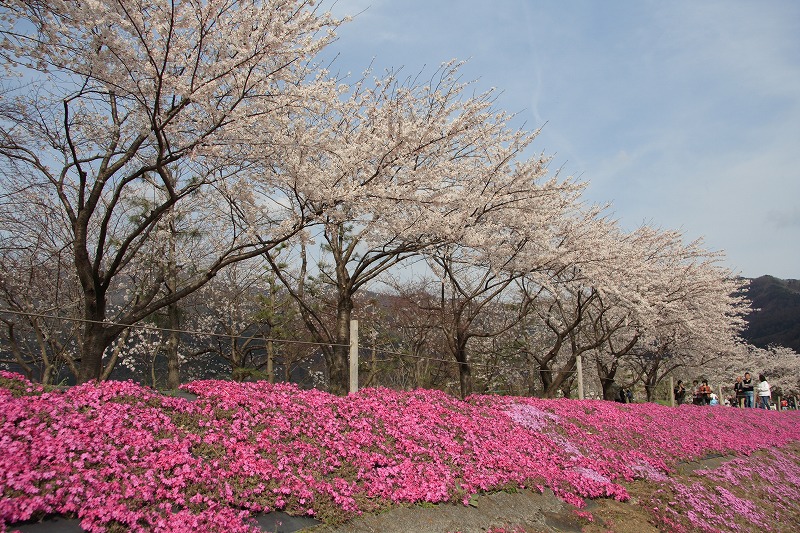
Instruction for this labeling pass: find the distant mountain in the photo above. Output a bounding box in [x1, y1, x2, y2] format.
[741, 275, 800, 353]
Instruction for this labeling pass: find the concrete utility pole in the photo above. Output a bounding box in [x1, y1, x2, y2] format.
[669, 376, 675, 407]
[576, 354, 585, 400]
[349, 320, 359, 394]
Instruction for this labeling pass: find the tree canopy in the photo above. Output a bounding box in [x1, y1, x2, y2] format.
[0, 0, 785, 397]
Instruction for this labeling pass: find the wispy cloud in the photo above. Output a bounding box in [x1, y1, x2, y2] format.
[767, 207, 800, 229]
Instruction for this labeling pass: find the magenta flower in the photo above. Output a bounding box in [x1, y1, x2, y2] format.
[1, 371, 799, 531]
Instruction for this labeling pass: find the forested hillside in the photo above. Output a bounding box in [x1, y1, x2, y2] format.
[743, 276, 800, 353]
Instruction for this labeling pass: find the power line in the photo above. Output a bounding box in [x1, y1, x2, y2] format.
[360, 345, 578, 375]
[0, 307, 578, 376]
[0, 307, 348, 349]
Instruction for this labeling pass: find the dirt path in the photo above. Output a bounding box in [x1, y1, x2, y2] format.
[305, 488, 585, 533]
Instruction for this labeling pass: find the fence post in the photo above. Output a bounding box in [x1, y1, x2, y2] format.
[576, 354, 584, 400]
[669, 376, 675, 407]
[349, 319, 359, 394]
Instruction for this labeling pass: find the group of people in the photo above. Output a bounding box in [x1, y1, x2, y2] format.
[673, 372, 782, 409]
[673, 379, 717, 406]
[733, 372, 774, 409]
[615, 387, 634, 403]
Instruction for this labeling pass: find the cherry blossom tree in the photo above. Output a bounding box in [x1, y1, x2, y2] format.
[419, 245, 532, 398]
[264, 61, 587, 395]
[0, 0, 341, 382]
[505, 217, 750, 401]
[189, 264, 276, 382]
[574, 225, 751, 401]
[515, 267, 607, 398]
[0, 198, 82, 383]
[392, 177, 607, 399]
[623, 233, 748, 401]
[364, 279, 457, 391]
[180, 258, 318, 383]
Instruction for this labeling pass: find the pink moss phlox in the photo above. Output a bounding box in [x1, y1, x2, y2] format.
[2, 372, 800, 530]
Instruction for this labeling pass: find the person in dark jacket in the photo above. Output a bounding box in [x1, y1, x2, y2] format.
[733, 376, 745, 407]
[616, 387, 627, 403]
[674, 380, 686, 405]
[742, 372, 755, 408]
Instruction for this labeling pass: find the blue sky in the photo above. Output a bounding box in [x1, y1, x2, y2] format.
[322, 0, 800, 279]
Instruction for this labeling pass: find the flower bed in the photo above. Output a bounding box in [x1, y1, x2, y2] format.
[2, 371, 799, 532]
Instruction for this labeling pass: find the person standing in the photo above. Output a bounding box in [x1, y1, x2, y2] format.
[757, 374, 771, 410]
[616, 386, 627, 403]
[733, 376, 744, 407]
[699, 379, 713, 406]
[742, 372, 755, 408]
[674, 380, 686, 405]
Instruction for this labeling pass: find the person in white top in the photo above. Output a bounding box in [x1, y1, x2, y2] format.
[757, 374, 772, 410]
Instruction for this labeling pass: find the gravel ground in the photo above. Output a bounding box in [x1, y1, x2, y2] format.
[303, 488, 584, 533]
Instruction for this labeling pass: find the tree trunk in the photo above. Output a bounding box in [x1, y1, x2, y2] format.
[150, 349, 158, 389]
[41, 363, 54, 386]
[457, 358, 472, 399]
[75, 216, 110, 384]
[328, 351, 348, 395]
[452, 333, 472, 399]
[363, 343, 378, 388]
[77, 319, 108, 384]
[267, 339, 275, 384]
[644, 384, 655, 402]
[230, 342, 246, 381]
[541, 355, 577, 398]
[600, 377, 617, 401]
[328, 293, 353, 396]
[165, 216, 181, 390]
[643, 367, 659, 402]
[538, 364, 554, 397]
[165, 301, 180, 389]
[596, 358, 619, 401]
[535, 330, 565, 398]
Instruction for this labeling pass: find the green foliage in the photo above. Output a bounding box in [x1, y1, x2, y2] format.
[0, 376, 46, 397]
[231, 367, 272, 382]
